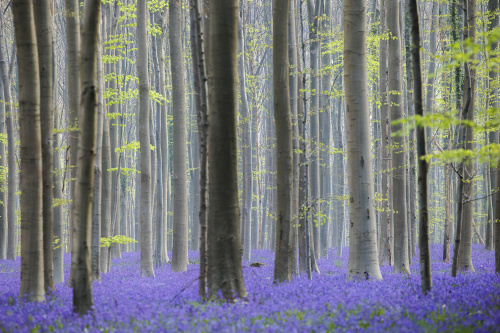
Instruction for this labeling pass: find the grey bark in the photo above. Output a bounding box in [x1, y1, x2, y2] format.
[170, 0, 189, 273]
[14, 0, 45, 302]
[344, 0, 382, 280]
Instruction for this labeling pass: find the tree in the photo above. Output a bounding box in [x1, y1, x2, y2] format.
[0, 5, 17, 262]
[34, 0, 55, 293]
[344, 0, 382, 280]
[457, 0, 475, 273]
[137, 0, 154, 278]
[273, 0, 293, 283]
[207, 0, 247, 300]
[408, 0, 432, 293]
[387, 0, 409, 274]
[13, 0, 45, 302]
[170, 0, 189, 273]
[71, 0, 101, 314]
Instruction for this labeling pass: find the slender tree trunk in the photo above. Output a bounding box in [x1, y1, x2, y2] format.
[378, 0, 390, 266]
[71, 0, 101, 314]
[170, 0, 189, 273]
[0, 7, 17, 261]
[344, 0, 382, 280]
[289, 0, 300, 275]
[91, 28, 104, 281]
[486, 0, 498, 252]
[409, 0, 431, 293]
[0, 77, 5, 259]
[307, 0, 321, 259]
[14, 0, 45, 302]
[34, 0, 55, 293]
[207, 0, 247, 300]
[388, 0, 409, 274]
[457, 0, 475, 273]
[137, 0, 154, 278]
[273, 0, 293, 283]
[238, 17, 253, 263]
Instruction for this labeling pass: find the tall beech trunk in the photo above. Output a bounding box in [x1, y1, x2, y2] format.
[273, 0, 293, 283]
[137, 0, 154, 278]
[388, 0, 409, 274]
[14, 0, 45, 302]
[409, 0, 431, 293]
[71, 0, 101, 314]
[0, 7, 17, 261]
[207, 0, 247, 300]
[34, 0, 55, 293]
[238, 18, 253, 263]
[170, 0, 189, 273]
[344, 0, 382, 280]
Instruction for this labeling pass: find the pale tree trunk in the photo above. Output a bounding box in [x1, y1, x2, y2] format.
[378, 0, 390, 266]
[319, 0, 332, 259]
[14, 0, 45, 302]
[154, 11, 169, 267]
[388, 0, 409, 274]
[137, 0, 154, 278]
[457, 0, 475, 273]
[238, 17, 253, 263]
[100, 104, 112, 274]
[0, 7, 17, 261]
[189, 0, 208, 298]
[34, 0, 55, 293]
[409, 0, 432, 293]
[0, 78, 5, 259]
[307, 0, 321, 259]
[425, 1, 438, 143]
[170, 0, 189, 273]
[289, 0, 299, 275]
[486, 0, 498, 251]
[71, 0, 101, 314]
[207, 0, 247, 300]
[273, 0, 293, 284]
[344, 0, 382, 280]
[53, 113, 64, 283]
[91, 28, 104, 281]
[65, 0, 81, 247]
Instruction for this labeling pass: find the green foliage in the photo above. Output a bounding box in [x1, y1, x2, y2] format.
[100, 235, 137, 248]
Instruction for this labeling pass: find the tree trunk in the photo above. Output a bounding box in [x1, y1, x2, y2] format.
[388, 0, 409, 274]
[34, 0, 55, 293]
[457, 0, 475, 273]
[71, 0, 101, 314]
[378, 0, 390, 266]
[137, 0, 154, 278]
[273, 0, 293, 283]
[344, 0, 382, 280]
[238, 17, 253, 263]
[0, 7, 17, 261]
[14, 0, 45, 302]
[170, 0, 189, 273]
[0, 76, 5, 259]
[409, 0, 432, 293]
[207, 0, 247, 300]
[307, 0, 321, 259]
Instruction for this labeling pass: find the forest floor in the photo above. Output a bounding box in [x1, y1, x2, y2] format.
[0, 244, 499, 332]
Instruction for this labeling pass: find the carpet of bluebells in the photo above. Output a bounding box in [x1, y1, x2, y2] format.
[1, 244, 499, 332]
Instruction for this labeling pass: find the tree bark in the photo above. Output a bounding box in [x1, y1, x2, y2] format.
[14, 0, 45, 302]
[388, 0, 409, 274]
[344, 0, 382, 280]
[71, 0, 101, 314]
[207, 0, 247, 300]
[34, 0, 55, 293]
[273, 0, 293, 283]
[409, 0, 432, 293]
[137, 0, 154, 278]
[170, 0, 189, 273]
